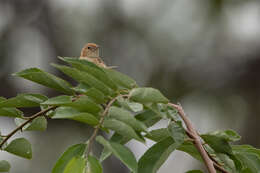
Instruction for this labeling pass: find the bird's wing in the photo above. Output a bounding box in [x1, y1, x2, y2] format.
[80, 56, 117, 68]
[94, 57, 107, 67]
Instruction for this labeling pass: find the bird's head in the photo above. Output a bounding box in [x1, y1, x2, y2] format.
[81, 43, 100, 58]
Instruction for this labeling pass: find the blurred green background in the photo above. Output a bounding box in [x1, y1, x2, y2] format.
[0, 0, 260, 172]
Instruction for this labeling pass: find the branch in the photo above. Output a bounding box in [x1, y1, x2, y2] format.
[0, 106, 56, 149]
[208, 153, 229, 173]
[168, 103, 218, 173]
[85, 96, 118, 158]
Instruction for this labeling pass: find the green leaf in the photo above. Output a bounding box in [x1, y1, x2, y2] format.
[41, 95, 72, 106]
[43, 95, 102, 114]
[99, 133, 130, 162]
[232, 145, 260, 172]
[72, 83, 91, 93]
[223, 130, 241, 142]
[52, 107, 99, 126]
[14, 68, 74, 95]
[103, 68, 137, 89]
[4, 138, 32, 159]
[73, 83, 107, 103]
[26, 117, 47, 131]
[52, 143, 86, 173]
[135, 110, 161, 127]
[63, 156, 86, 173]
[168, 121, 186, 145]
[185, 170, 203, 173]
[103, 118, 144, 143]
[58, 57, 102, 70]
[72, 83, 107, 104]
[241, 168, 253, 173]
[232, 145, 260, 158]
[215, 153, 237, 172]
[116, 97, 143, 112]
[0, 160, 10, 172]
[145, 103, 169, 118]
[203, 142, 237, 172]
[127, 102, 143, 112]
[177, 141, 202, 161]
[96, 136, 137, 173]
[234, 152, 260, 173]
[201, 133, 233, 155]
[86, 155, 103, 173]
[99, 132, 145, 163]
[229, 154, 243, 172]
[205, 130, 241, 142]
[84, 88, 106, 104]
[60, 57, 118, 90]
[99, 149, 112, 163]
[73, 82, 107, 104]
[14, 116, 47, 131]
[0, 107, 23, 118]
[137, 137, 178, 173]
[0, 96, 24, 118]
[130, 88, 169, 103]
[108, 106, 147, 132]
[145, 128, 170, 142]
[0, 94, 48, 108]
[99, 150, 112, 163]
[166, 106, 179, 121]
[51, 64, 113, 96]
[65, 95, 102, 114]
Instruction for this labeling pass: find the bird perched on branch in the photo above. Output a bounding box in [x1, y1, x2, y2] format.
[80, 43, 107, 68]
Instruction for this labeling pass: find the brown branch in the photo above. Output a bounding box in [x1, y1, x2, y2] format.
[85, 96, 118, 158]
[185, 130, 229, 173]
[0, 106, 56, 149]
[168, 103, 217, 173]
[208, 152, 229, 173]
[212, 161, 229, 173]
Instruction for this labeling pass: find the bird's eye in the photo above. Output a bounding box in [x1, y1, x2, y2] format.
[87, 47, 91, 49]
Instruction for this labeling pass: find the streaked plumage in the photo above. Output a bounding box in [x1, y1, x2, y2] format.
[80, 43, 107, 68]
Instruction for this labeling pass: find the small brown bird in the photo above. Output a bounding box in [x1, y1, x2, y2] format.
[80, 43, 107, 68]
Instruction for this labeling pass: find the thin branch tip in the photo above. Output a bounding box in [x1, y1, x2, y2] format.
[85, 95, 119, 159]
[168, 102, 226, 173]
[0, 106, 56, 149]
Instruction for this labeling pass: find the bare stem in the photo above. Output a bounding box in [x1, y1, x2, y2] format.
[85, 96, 118, 158]
[0, 106, 56, 149]
[168, 103, 218, 173]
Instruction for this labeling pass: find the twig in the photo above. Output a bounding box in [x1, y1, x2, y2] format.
[212, 162, 229, 173]
[196, 130, 228, 172]
[85, 96, 118, 158]
[0, 106, 56, 149]
[185, 130, 229, 173]
[168, 103, 217, 173]
[208, 153, 229, 173]
[0, 135, 8, 137]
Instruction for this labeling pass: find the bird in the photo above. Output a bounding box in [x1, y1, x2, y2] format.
[80, 43, 107, 68]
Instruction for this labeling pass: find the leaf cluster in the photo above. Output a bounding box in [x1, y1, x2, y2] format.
[0, 57, 259, 173]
